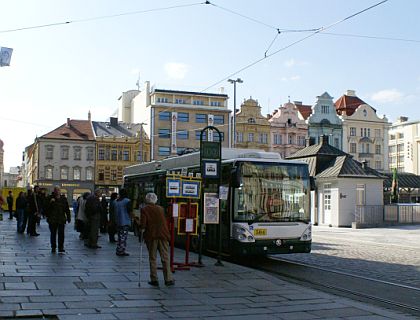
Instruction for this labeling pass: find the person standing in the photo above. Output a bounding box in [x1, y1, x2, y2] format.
[76, 192, 90, 240]
[100, 195, 108, 234]
[26, 187, 40, 236]
[45, 186, 71, 253]
[15, 192, 27, 233]
[7, 191, 14, 220]
[139, 192, 174, 287]
[108, 192, 118, 243]
[84, 189, 102, 249]
[114, 189, 133, 256]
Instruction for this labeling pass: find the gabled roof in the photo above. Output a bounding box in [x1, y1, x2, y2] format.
[316, 156, 385, 179]
[335, 94, 366, 116]
[287, 136, 346, 159]
[295, 104, 312, 120]
[92, 121, 143, 138]
[41, 119, 95, 140]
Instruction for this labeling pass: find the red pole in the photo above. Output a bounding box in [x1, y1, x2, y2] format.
[169, 201, 175, 273]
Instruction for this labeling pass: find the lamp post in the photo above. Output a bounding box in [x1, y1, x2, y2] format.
[228, 78, 243, 148]
[139, 122, 146, 163]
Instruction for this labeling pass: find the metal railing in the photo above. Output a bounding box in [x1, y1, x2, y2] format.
[355, 204, 420, 225]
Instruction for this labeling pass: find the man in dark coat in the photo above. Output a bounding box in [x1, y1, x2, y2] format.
[45, 186, 71, 253]
[84, 189, 102, 249]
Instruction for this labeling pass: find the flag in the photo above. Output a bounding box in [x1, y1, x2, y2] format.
[0, 47, 13, 67]
[391, 167, 399, 203]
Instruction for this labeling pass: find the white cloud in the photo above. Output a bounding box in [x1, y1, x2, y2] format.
[284, 58, 308, 68]
[370, 89, 404, 103]
[164, 62, 189, 80]
[281, 75, 301, 82]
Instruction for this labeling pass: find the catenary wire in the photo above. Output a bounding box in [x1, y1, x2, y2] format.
[0, 2, 207, 34]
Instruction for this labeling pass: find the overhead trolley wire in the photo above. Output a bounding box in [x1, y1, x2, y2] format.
[0, 1, 207, 34]
[201, 0, 389, 93]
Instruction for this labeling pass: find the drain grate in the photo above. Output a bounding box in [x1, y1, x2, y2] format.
[73, 281, 105, 289]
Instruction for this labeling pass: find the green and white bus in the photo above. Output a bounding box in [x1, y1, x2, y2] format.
[124, 148, 312, 256]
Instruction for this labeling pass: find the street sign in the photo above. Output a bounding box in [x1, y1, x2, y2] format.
[201, 141, 220, 159]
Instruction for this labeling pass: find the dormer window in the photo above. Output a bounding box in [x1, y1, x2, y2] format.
[363, 109, 367, 117]
[248, 118, 256, 124]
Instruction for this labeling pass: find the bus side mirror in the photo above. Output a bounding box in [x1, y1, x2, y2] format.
[231, 168, 241, 188]
[310, 176, 316, 191]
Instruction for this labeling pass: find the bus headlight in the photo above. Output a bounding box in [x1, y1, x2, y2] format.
[232, 224, 255, 243]
[300, 224, 312, 241]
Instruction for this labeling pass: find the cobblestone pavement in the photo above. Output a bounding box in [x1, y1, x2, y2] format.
[275, 225, 420, 288]
[0, 217, 418, 319]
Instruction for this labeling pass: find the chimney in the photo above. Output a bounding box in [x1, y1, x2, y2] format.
[306, 137, 316, 147]
[110, 117, 118, 127]
[219, 87, 224, 94]
[88, 110, 91, 121]
[361, 160, 368, 169]
[66, 118, 71, 127]
[320, 135, 329, 145]
[346, 90, 356, 96]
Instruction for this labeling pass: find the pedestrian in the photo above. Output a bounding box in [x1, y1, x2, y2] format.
[26, 187, 41, 236]
[7, 191, 14, 220]
[100, 195, 108, 233]
[15, 191, 27, 233]
[139, 192, 174, 287]
[108, 192, 118, 243]
[114, 188, 134, 256]
[84, 189, 102, 249]
[45, 186, 71, 253]
[75, 192, 90, 240]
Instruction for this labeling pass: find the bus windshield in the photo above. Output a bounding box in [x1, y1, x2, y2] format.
[233, 162, 310, 223]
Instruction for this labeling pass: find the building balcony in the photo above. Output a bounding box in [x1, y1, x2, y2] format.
[358, 153, 374, 158]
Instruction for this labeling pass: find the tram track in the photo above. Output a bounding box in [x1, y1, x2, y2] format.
[235, 255, 420, 318]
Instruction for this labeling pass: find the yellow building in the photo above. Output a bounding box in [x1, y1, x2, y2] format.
[130, 82, 230, 160]
[235, 98, 271, 151]
[93, 118, 149, 192]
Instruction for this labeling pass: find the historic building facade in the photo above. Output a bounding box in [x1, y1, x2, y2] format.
[235, 98, 271, 151]
[92, 117, 149, 193]
[269, 101, 307, 158]
[127, 81, 230, 160]
[335, 90, 390, 171]
[306, 92, 343, 149]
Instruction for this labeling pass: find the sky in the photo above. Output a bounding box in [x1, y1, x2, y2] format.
[1, 0, 420, 171]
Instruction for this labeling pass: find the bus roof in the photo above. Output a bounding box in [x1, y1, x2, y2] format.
[124, 148, 306, 177]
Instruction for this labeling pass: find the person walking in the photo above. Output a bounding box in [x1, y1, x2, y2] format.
[45, 186, 71, 253]
[114, 189, 134, 256]
[7, 191, 14, 220]
[27, 186, 42, 236]
[139, 192, 174, 287]
[108, 192, 118, 243]
[15, 192, 27, 233]
[100, 195, 108, 234]
[84, 189, 102, 249]
[75, 192, 90, 240]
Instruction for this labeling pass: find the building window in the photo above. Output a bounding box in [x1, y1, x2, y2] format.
[159, 111, 171, 121]
[73, 167, 81, 180]
[350, 143, 357, 153]
[214, 132, 224, 142]
[86, 147, 94, 161]
[45, 166, 53, 179]
[123, 150, 129, 161]
[60, 167, 69, 180]
[178, 112, 189, 122]
[298, 136, 306, 146]
[46, 145, 54, 160]
[210, 101, 221, 107]
[177, 130, 189, 140]
[111, 170, 117, 181]
[375, 145, 381, 155]
[193, 100, 204, 105]
[86, 167, 93, 180]
[248, 133, 254, 142]
[157, 97, 169, 103]
[73, 147, 81, 160]
[273, 134, 282, 145]
[61, 146, 69, 160]
[356, 184, 366, 205]
[375, 129, 381, 137]
[237, 132, 243, 143]
[398, 133, 404, 139]
[159, 129, 170, 139]
[158, 146, 171, 156]
[324, 183, 331, 211]
[175, 98, 186, 104]
[350, 127, 356, 136]
[375, 161, 382, 170]
[321, 105, 329, 114]
[397, 144, 404, 152]
[248, 118, 256, 124]
[195, 130, 207, 140]
[259, 133, 268, 144]
[98, 170, 104, 181]
[111, 149, 118, 161]
[196, 114, 207, 123]
[390, 134, 396, 140]
[213, 115, 224, 124]
[334, 138, 339, 148]
[98, 148, 105, 160]
[288, 135, 293, 144]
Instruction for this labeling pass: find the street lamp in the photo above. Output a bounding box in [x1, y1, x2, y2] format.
[228, 78, 243, 148]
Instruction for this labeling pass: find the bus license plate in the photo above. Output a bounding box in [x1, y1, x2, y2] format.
[254, 228, 267, 236]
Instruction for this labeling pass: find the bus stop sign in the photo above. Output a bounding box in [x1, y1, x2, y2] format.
[201, 141, 220, 160]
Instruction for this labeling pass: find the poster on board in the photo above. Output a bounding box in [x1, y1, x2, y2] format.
[204, 192, 219, 224]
